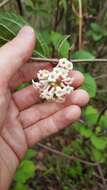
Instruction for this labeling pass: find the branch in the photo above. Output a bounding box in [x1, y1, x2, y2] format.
[53, 0, 60, 31]
[95, 74, 107, 80]
[0, 0, 10, 7]
[38, 143, 98, 166]
[97, 163, 107, 190]
[78, 0, 83, 49]
[16, 0, 24, 16]
[30, 57, 107, 64]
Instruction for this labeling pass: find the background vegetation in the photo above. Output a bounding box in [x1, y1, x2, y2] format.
[0, 0, 107, 189]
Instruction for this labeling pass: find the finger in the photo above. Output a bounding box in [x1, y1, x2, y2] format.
[0, 26, 35, 82]
[25, 105, 81, 146]
[13, 71, 85, 110]
[9, 62, 53, 91]
[70, 70, 84, 88]
[13, 85, 41, 110]
[19, 89, 89, 128]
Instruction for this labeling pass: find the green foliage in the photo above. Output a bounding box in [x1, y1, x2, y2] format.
[72, 50, 95, 59]
[15, 160, 35, 183]
[74, 122, 93, 138]
[51, 31, 70, 57]
[14, 183, 28, 190]
[91, 135, 107, 150]
[0, 12, 28, 45]
[12, 149, 36, 190]
[87, 22, 107, 42]
[84, 106, 99, 126]
[82, 74, 97, 98]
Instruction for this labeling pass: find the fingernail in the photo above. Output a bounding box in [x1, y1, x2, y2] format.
[18, 26, 34, 38]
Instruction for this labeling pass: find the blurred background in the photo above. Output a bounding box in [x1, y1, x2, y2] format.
[0, 0, 107, 190]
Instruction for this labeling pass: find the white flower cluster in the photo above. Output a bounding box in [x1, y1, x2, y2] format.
[32, 58, 74, 101]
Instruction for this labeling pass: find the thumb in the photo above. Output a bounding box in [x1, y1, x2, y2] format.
[0, 26, 35, 83]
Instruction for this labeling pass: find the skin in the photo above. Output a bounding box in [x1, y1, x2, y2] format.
[0, 26, 89, 190]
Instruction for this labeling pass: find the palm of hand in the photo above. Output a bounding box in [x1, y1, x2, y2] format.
[0, 63, 88, 167]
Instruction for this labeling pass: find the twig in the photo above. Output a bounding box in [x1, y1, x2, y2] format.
[93, 172, 107, 182]
[98, 89, 107, 93]
[0, 0, 10, 7]
[95, 106, 107, 127]
[53, 0, 60, 31]
[78, 0, 83, 49]
[16, 0, 24, 16]
[95, 74, 107, 80]
[97, 163, 107, 190]
[30, 57, 107, 64]
[38, 143, 98, 166]
[71, 0, 83, 49]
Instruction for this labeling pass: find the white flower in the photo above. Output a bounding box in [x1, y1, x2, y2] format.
[63, 77, 74, 85]
[58, 58, 73, 71]
[32, 58, 74, 101]
[55, 86, 65, 97]
[37, 70, 49, 80]
[48, 72, 58, 82]
[63, 85, 74, 94]
[32, 80, 41, 89]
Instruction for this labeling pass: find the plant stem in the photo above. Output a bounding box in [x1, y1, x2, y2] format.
[0, 0, 10, 7]
[38, 143, 98, 166]
[30, 57, 107, 64]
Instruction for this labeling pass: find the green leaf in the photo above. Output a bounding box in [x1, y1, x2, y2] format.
[0, 12, 50, 57]
[0, 12, 28, 46]
[91, 148, 105, 163]
[82, 73, 97, 98]
[36, 32, 50, 57]
[24, 149, 37, 160]
[74, 122, 93, 138]
[51, 31, 70, 57]
[15, 160, 35, 183]
[91, 135, 107, 150]
[72, 50, 95, 59]
[84, 106, 99, 126]
[14, 183, 28, 190]
[99, 115, 107, 128]
[90, 23, 102, 33]
[58, 35, 70, 57]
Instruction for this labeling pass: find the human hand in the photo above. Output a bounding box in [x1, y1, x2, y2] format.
[0, 26, 89, 190]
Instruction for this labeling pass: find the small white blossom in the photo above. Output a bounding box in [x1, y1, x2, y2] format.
[32, 58, 74, 101]
[48, 72, 59, 82]
[37, 70, 49, 80]
[63, 77, 74, 85]
[63, 85, 74, 94]
[58, 58, 73, 71]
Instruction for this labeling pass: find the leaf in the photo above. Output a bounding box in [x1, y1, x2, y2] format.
[74, 122, 93, 138]
[84, 106, 99, 126]
[90, 23, 102, 33]
[14, 183, 28, 190]
[15, 160, 35, 183]
[99, 115, 107, 128]
[91, 148, 105, 163]
[82, 73, 97, 98]
[91, 135, 107, 150]
[51, 31, 70, 57]
[0, 12, 28, 46]
[58, 35, 70, 57]
[72, 50, 95, 59]
[24, 149, 37, 160]
[36, 32, 50, 57]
